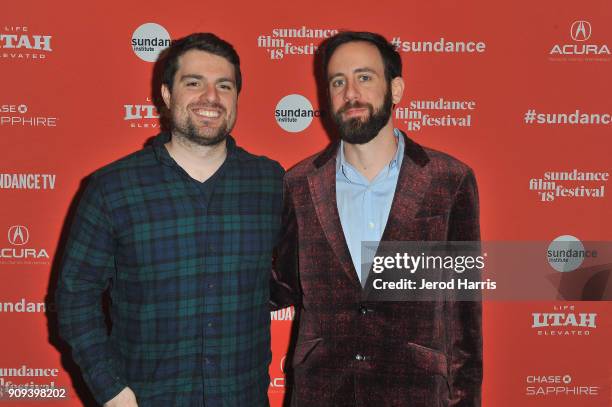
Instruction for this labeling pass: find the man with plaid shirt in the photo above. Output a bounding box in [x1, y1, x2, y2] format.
[56, 33, 283, 407]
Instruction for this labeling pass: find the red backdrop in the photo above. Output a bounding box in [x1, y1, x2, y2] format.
[1, 1, 610, 405]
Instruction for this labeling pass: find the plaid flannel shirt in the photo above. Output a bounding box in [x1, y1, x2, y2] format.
[56, 133, 283, 406]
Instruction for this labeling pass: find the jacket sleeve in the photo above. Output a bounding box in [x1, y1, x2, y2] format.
[270, 176, 301, 310]
[55, 175, 127, 405]
[446, 168, 483, 407]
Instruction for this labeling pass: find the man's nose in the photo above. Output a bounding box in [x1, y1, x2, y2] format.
[200, 83, 220, 103]
[343, 79, 360, 102]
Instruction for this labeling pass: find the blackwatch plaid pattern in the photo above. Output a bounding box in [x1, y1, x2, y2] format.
[56, 133, 284, 407]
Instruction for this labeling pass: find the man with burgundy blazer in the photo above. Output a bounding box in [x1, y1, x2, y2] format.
[273, 31, 482, 406]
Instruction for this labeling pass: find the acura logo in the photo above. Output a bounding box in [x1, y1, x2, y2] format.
[571, 21, 592, 42]
[8, 225, 29, 246]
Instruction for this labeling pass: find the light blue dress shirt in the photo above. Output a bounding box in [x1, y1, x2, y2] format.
[336, 129, 405, 283]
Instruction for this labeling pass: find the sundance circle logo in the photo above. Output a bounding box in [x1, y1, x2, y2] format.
[546, 235, 595, 272]
[274, 94, 320, 133]
[131, 23, 171, 62]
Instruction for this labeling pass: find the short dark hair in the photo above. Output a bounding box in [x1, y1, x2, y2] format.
[161, 33, 242, 94]
[319, 31, 402, 84]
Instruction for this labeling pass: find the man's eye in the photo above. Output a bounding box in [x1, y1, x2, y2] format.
[331, 79, 345, 88]
[219, 84, 233, 90]
[358, 75, 371, 82]
[186, 81, 199, 87]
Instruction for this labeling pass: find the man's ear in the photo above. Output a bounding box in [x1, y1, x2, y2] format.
[391, 77, 405, 105]
[161, 84, 171, 109]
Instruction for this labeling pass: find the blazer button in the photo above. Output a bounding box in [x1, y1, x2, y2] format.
[355, 354, 366, 361]
[359, 306, 373, 314]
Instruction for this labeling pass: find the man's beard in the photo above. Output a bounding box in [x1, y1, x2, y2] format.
[172, 103, 230, 147]
[332, 87, 393, 145]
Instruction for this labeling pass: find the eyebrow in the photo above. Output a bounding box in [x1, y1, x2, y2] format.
[179, 74, 236, 84]
[179, 74, 203, 82]
[328, 67, 378, 82]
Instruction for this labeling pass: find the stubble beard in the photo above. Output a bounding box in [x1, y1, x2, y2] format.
[172, 103, 232, 147]
[176, 119, 228, 147]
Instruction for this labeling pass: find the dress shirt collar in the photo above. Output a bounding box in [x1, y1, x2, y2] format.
[336, 128, 405, 181]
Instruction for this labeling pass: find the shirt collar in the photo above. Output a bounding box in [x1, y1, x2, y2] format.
[336, 128, 405, 175]
[390, 128, 405, 169]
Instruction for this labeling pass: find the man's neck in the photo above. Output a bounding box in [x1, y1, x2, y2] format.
[165, 132, 228, 183]
[343, 122, 398, 182]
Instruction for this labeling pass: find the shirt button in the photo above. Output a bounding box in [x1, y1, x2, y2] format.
[207, 322, 213, 327]
[368, 222, 375, 229]
[359, 306, 368, 315]
[208, 283, 214, 289]
[355, 354, 365, 361]
[205, 358, 211, 364]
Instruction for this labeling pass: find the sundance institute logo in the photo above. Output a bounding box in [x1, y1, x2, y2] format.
[274, 94, 320, 133]
[131, 23, 171, 62]
[546, 235, 597, 272]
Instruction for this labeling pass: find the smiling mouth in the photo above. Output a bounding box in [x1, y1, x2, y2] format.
[192, 108, 221, 119]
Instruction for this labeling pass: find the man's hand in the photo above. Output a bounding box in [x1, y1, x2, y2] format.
[103, 387, 138, 407]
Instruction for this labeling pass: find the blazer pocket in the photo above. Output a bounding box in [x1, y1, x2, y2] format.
[293, 337, 323, 366]
[414, 213, 446, 221]
[405, 342, 448, 378]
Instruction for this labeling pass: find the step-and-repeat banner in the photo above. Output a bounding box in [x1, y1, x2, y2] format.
[1, 1, 610, 406]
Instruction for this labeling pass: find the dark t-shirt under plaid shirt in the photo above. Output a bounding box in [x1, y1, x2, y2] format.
[56, 133, 284, 407]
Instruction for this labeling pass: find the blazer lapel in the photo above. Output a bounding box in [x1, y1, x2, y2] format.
[307, 143, 361, 288]
[380, 135, 432, 242]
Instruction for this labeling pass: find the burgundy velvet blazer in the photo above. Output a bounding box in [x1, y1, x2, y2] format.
[273, 131, 482, 407]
